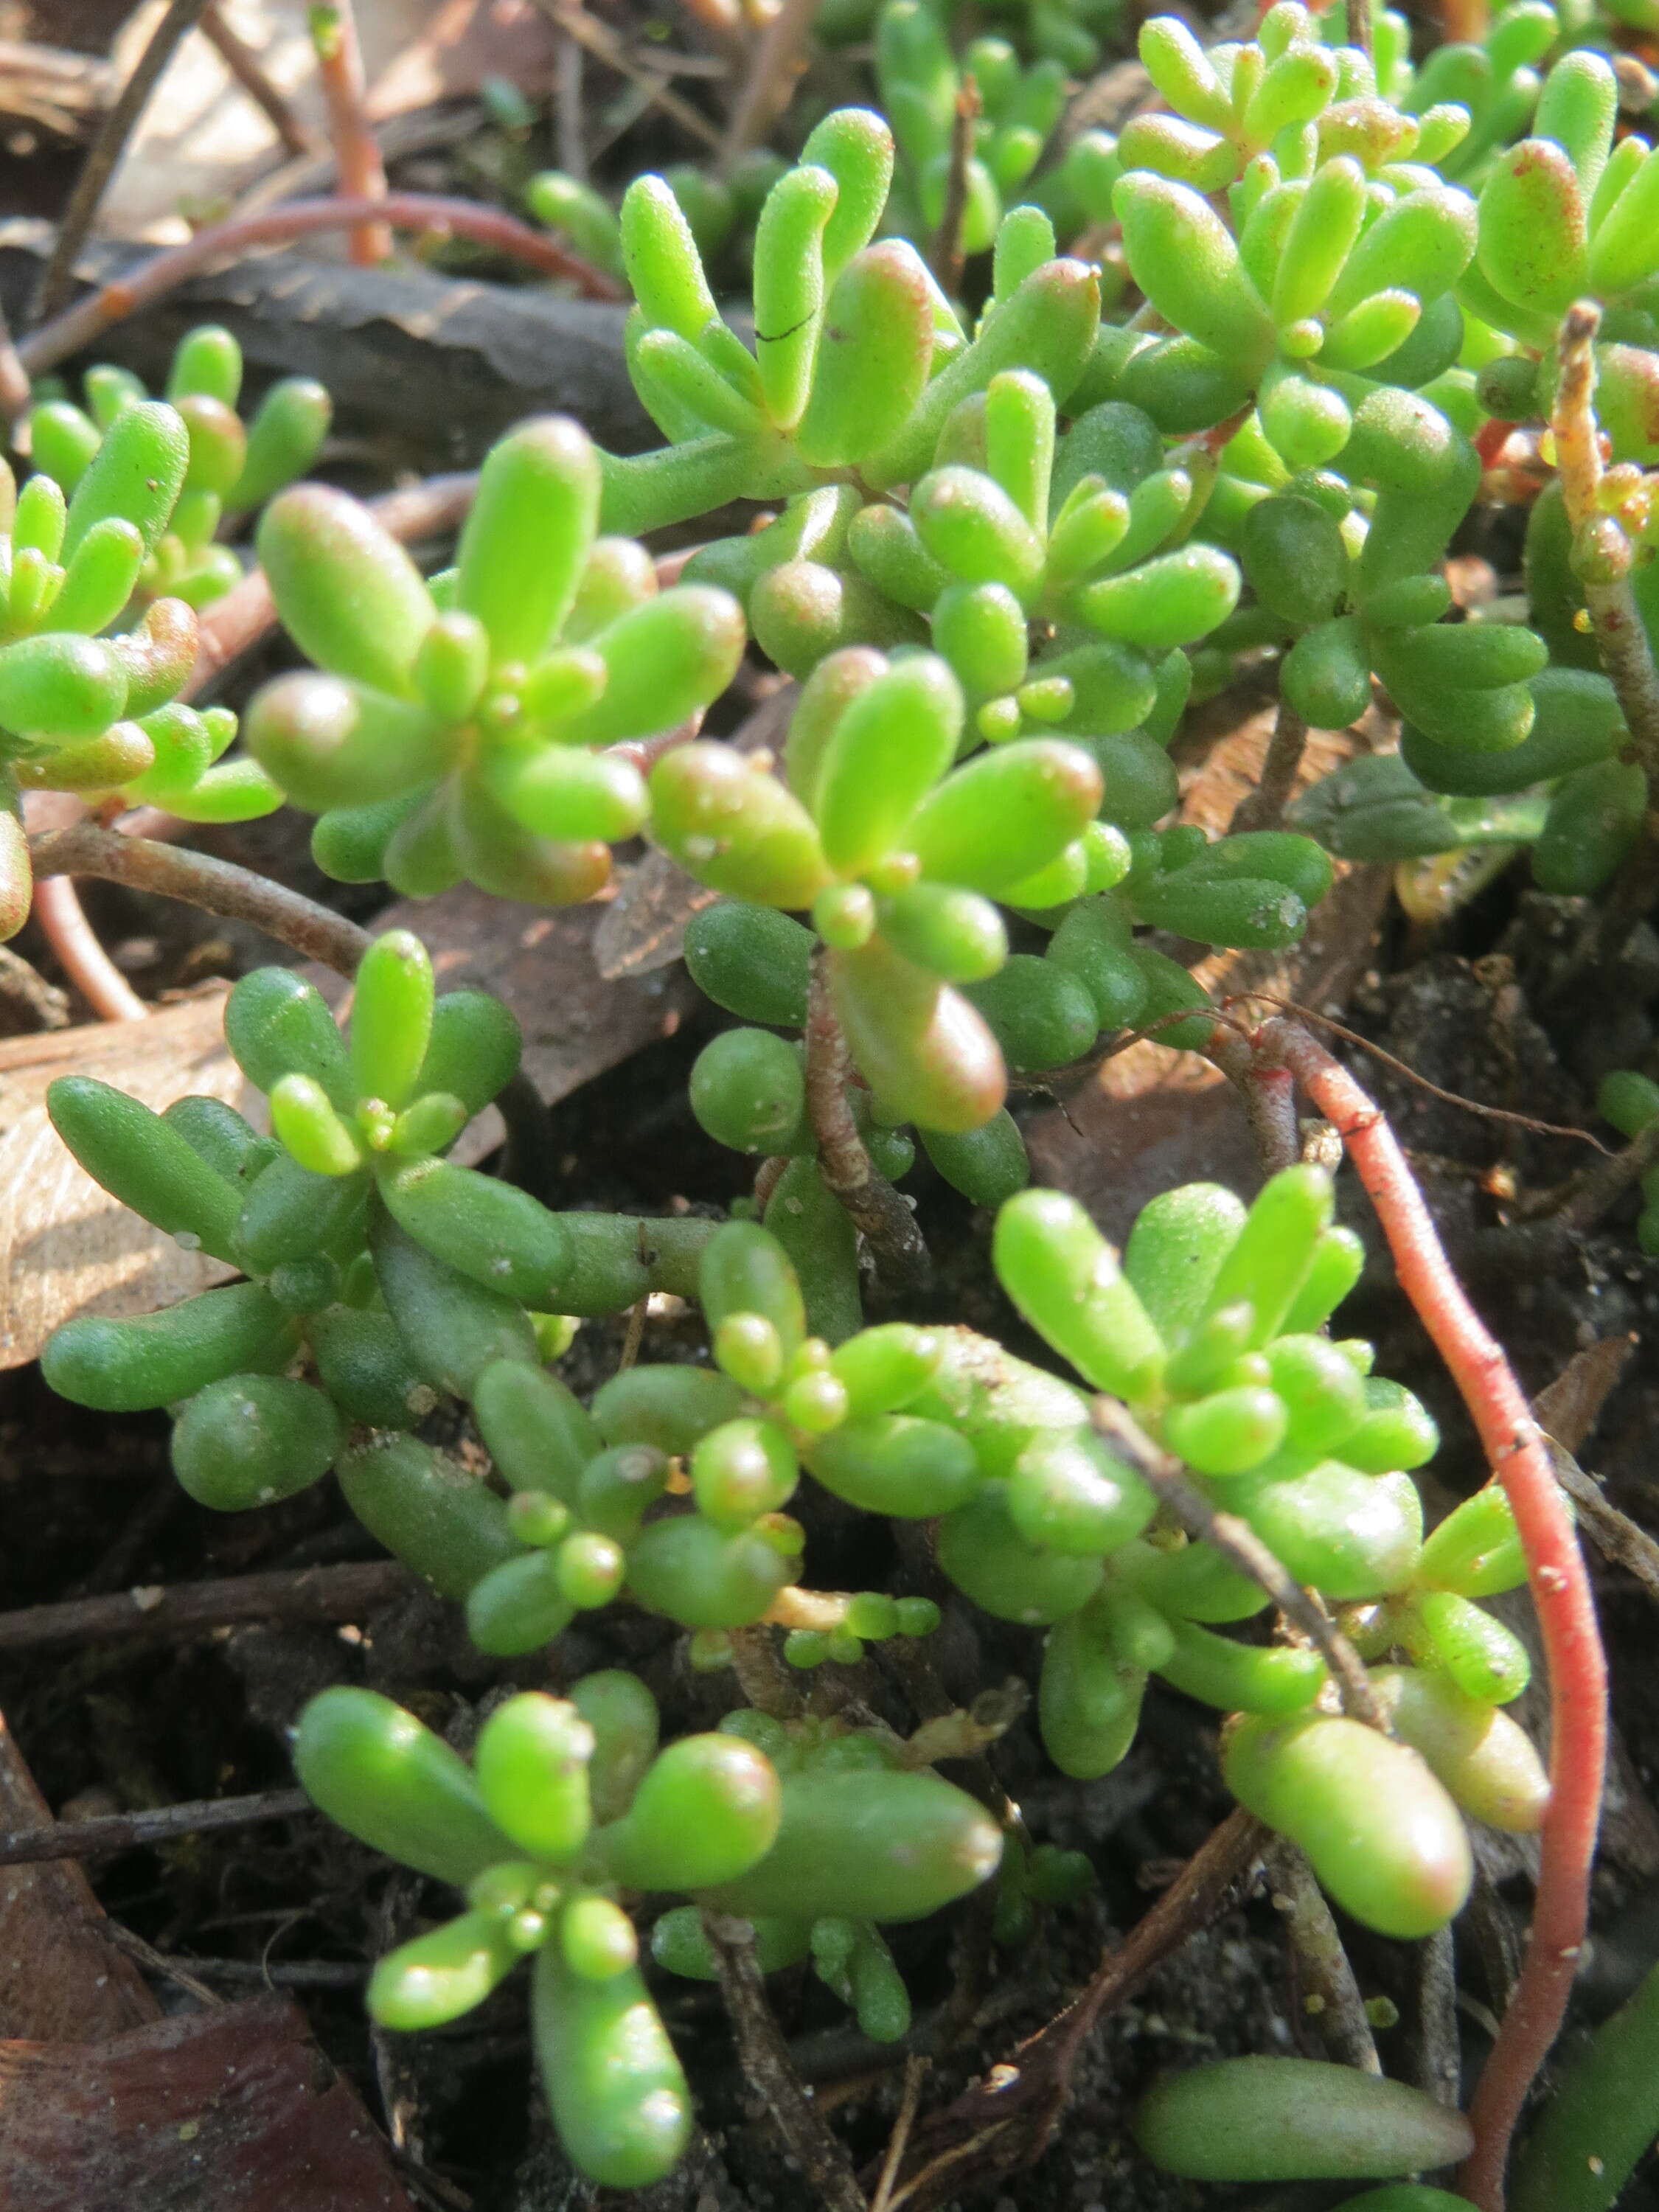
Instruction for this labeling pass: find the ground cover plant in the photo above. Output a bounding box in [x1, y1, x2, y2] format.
[6, 0, 1659, 2204]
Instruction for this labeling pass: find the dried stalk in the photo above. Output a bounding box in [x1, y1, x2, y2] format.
[310, 0, 390, 265]
[201, 4, 321, 158]
[1230, 698, 1312, 835]
[1248, 1015, 1607, 2212]
[719, 0, 818, 172]
[929, 80, 981, 295]
[0, 1785, 311, 1867]
[18, 192, 622, 378]
[804, 955, 931, 1290]
[32, 0, 215, 325]
[0, 1560, 416, 1655]
[528, 0, 724, 153]
[30, 824, 371, 978]
[1265, 1837, 1382, 2073]
[699, 1910, 868, 2212]
[879, 1806, 1266, 2208]
[1091, 1398, 1385, 1726]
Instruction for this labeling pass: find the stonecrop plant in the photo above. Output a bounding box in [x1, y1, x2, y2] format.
[24, 0, 1659, 2197]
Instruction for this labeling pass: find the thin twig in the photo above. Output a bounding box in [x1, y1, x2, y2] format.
[1418, 1924, 1462, 2109]
[718, 0, 818, 173]
[805, 954, 931, 1291]
[870, 2057, 929, 2212]
[0, 1559, 417, 1655]
[1265, 1837, 1382, 2073]
[879, 1807, 1266, 2208]
[528, 0, 724, 152]
[32, 0, 215, 326]
[32, 874, 147, 1020]
[1230, 698, 1311, 835]
[30, 824, 371, 978]
[929, 79, 981, 295]
[699, 1910, 869, 2212]
[201, 2, 321, 159]
[0, 942, 70, 1030]
[310, 0, 390, 265]
[0, 1786, 312, 1868]
[1538, 1115, 1659, 1233]
[1347, 0, 1374, 60]
[553, 30, 587, 180]
[1222, 992, 1610, 1155]
[1091, 1398, 1385, 1727]
[18, 192, 622, 378]
[1250, 1017, 1607, 2212]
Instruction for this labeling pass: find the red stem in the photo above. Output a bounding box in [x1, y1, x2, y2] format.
[1251, 1016, 1606, 2212]
[310, 0, 389, 267]
[17, 191, 623, 378]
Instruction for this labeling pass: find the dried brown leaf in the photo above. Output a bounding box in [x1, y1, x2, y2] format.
[0, 1710, 156, 2042]
[0, 1993, 415, 2210]
[0, 990, 248, 1372]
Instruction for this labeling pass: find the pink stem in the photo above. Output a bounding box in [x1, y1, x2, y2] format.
[310, 0, 389, 267]
[32, 875, 147, 1022]
[17, 191, 624, 378]
[1252, 1016, 1606, 2212]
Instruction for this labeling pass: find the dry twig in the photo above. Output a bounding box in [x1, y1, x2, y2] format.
[1265, 1838, 1382, 2073]
[528, 0, 724, 151]
[0, 1560, 416, 1656]
[30, 824, 371, 978]
[929, 80, 981, 294]
[700, 1910, 868, 2211]
[720, 0, 818, 171]
[32, 0, 215, 326]
[19, 192, 622, 379]
[0, 1786, 312, 1868]
[1230, 698, 1312, 835]
[1091, 1398, 1385, 1725]
[201, 3, 320, 159]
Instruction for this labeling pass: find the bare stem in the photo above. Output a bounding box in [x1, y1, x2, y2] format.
[528, 0, 724, 153]
[1251, 1015, 1607, 2212]
[1265, 1837, 1382, 2074]
[804, 954, 930, 1290]
[310, 0, 390, 265]
[30, 824, 371, 978]
[929, 79, 981, 295]
[1347, 0, 1375, 59]
[201, 3, 321, 158]
[0, 1559, 416, 1655]
[1091, 1398, 1385, 1725]
[699, 1910, 868, 2212]
[32, 874, 147, 1021]
[719, 0, 817, 173]
[1418, 1924, 1463, 2109]
[1231, 697, 1311, 835]
[0, 1785, 311, 1868]
[32, 0, 215, 326]
[18, 192, 622, 379]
